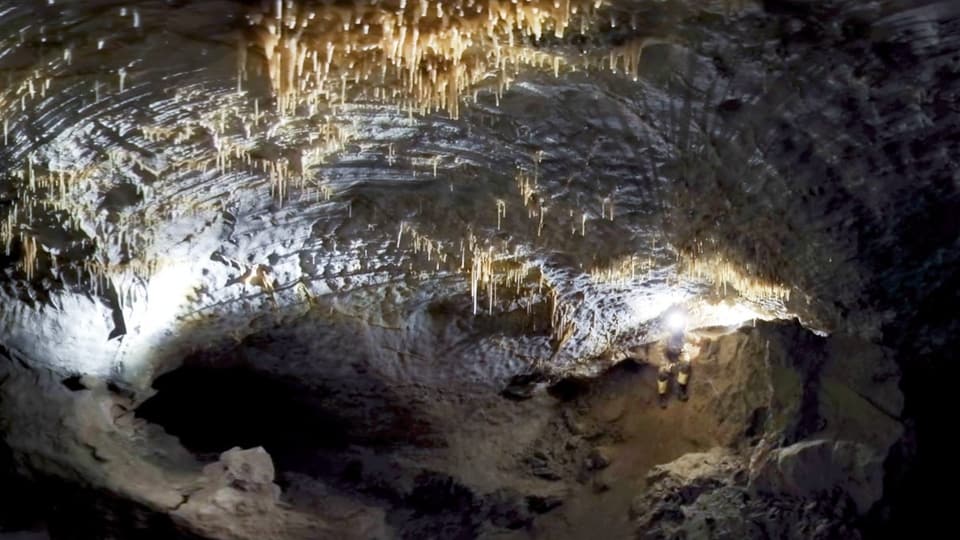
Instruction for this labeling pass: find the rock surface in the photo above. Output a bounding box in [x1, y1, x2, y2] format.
[633, 450, 866, 540]
[2, 317, 905, 539]
[0, 0, 954, 537]
[628, 321, 904, 539]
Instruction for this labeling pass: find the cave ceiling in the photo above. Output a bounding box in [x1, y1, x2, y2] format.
[0, 0, 957, 385]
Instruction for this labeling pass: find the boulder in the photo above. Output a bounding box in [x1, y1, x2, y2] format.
[584, 447, 612, 471]
[752, 439, 885, 514]
[172, 447, 334, 540]
[631, 447, 863, 540]
[630, 321, 906, 538]
[204, 447, 280, 498]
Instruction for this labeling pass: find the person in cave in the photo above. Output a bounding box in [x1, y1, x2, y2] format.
[657, 312, 692, 409]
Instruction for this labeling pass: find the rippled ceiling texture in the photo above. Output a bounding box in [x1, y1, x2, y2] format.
[4, 0, 953, 378]
[0, 0, 957, 537]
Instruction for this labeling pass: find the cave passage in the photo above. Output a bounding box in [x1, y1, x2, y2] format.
[0, 0, 953, 536]
[135, 364, 352, 460]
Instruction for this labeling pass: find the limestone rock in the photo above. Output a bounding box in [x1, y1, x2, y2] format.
[584, 447, 612, 471]
[696, 322, 902, 485]
[171, 447, 332, 540]
[632, 447, 863, 540]
[0, 0, 950, 535]
[752, 439, 886, 515]
[204, 447, 279, 498]
[629, 321, 905, 538]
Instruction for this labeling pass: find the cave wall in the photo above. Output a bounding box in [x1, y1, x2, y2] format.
[0, 0, 957, 537]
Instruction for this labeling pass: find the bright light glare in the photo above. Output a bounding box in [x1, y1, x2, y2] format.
[666, 310, 686, 331]
[693, 302, 767, 329]
[117, 262, 197, 377]
[628, 289, 689, 323]
[139, 264, 195, 336]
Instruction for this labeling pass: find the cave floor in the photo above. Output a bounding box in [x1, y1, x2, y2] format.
[137, 353, 722, 539]
[499, 362, 718, 539]
[2, 321, 906, 539]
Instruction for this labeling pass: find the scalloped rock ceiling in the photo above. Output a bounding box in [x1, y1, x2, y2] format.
[1, 0, 956, 380]
[0, 0, 958, 538]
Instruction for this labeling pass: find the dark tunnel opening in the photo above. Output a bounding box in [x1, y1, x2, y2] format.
[135, 364, 353, 463]
[131, 359, 522, 540]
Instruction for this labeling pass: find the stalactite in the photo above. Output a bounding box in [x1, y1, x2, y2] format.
[0, 0, 685, 338]
[246, 0, 607, 118]
[679, 251, 791, 303]
[20, 234, 37, 280]
[590, 254, 654, 286]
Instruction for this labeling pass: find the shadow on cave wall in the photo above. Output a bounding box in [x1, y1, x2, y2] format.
[127, 303, 565, 540]
[133, 309, 443, 477]
[5, 295, 545, 540]
[135, 363, 355, 460]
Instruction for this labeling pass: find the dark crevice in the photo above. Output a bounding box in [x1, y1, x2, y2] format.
[104, 282, 127, 341]
[500, 372, 548, 401]
[851, 389, 903, 423]
[0, 445, 48, 536]
[546, 376, 592, 401]
[745, 406, 769, 441]
[61, 375, 87, 392]
[862, 266, 960, 537]
[135, 364, 353, 461]
[132, 357, 543, 540]
[107, 381, 136, 400]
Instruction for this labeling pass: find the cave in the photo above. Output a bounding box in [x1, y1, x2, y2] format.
[0, 1, 957, 539]
[134, 363, 355, 457]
